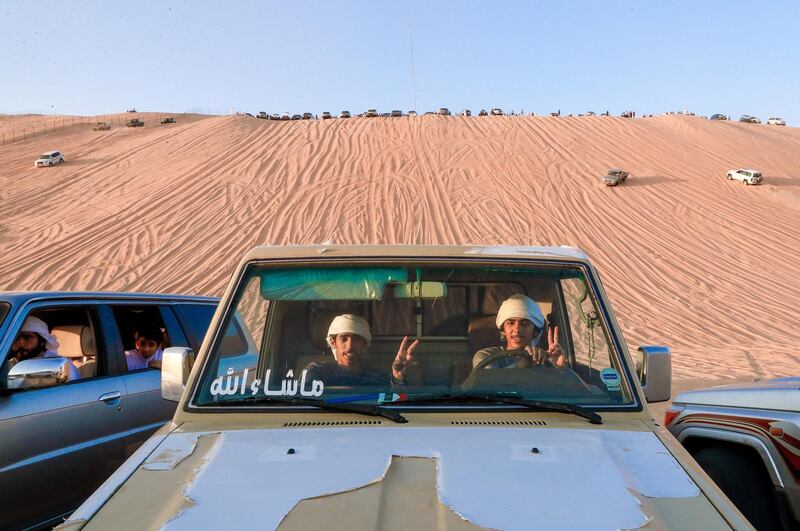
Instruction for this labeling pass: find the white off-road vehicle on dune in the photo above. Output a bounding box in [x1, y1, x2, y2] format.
[727, 169, 763, 185]
[61, 245, 750, 530]
[34, 151, 65, 167]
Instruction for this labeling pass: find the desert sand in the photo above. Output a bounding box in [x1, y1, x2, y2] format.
[1, 112, 799, 385]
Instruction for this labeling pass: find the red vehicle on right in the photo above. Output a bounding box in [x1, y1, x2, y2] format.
[666, 377, 800, 530]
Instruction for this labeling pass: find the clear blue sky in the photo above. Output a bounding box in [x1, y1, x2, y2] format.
[2, 1, 798, 123]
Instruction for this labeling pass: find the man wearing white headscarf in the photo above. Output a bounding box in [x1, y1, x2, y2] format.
[8, 316, 80, 381]
[304, 314, 419, 386]
[472, 294, 565, 369]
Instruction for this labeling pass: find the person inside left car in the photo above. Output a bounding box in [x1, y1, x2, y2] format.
[8, 316, 80, 381]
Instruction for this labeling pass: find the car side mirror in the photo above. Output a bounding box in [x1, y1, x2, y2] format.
[636, 346, 671, 403]
[7, 357, 71, 390]
[161, 347, 195, 402]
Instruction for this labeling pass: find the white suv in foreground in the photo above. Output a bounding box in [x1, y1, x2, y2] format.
[34, 151, 65, 167]
[61, 245, 750, 530]
[727, 169, 763, 185]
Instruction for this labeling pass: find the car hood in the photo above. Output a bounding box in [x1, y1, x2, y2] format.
[74, 426, 732, 530]
[675, 376, 800, 412]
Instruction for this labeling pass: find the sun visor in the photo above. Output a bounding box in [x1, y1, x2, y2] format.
[259, 267, 408, 300]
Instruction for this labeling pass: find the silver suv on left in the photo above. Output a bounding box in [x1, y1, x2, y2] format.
[0, 291, 218, 531]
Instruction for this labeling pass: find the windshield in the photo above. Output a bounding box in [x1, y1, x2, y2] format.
[0, 302, 9, 327]
[40, 154, 50, 159]
[194, 262, 634, 410]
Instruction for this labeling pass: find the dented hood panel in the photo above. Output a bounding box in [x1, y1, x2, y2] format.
[85, 427, 733, 530]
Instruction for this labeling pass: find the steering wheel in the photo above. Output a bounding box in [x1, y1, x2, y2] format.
[472, 349, 532, 370]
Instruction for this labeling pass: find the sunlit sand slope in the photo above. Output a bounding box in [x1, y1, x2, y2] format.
[2, 114, 799, 380]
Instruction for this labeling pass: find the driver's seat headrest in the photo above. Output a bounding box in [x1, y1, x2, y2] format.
[50, 325, 96, 358]
[467, 315, 498, 354]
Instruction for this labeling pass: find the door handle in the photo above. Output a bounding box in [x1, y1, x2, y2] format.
[98, 391, 122, 403]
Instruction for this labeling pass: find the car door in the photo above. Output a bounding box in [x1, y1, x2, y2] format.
[111, 301, 217, 452]
[0, 301, 131, 531]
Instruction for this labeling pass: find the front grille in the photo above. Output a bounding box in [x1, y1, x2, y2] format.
[283, 420, 382, 427]
[450, 420, 547, 426]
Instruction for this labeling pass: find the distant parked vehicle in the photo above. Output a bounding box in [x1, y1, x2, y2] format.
[257, 112, 268, 119]
[460, 109, 471, 117]
[380, 113, 391, 117]
[92, 122, 111, 131]
[407, 110, 417, 116]
[767, 117, 786, 126]
[302, 112, 313, 120]
[602, 168, 629, 186]
[243, 113, 254, 117]
[727, 168, 763, 185]
[270, 113, 280, 120]
[437, 107, 451, 116]
[321, 112, 332, 120]
[740, 115, 760, 124]
[126, 108, 137, 113]
[390, 110, 403, 117]
[340, 111, 351, 118]
[291, 114, 302, 120]
[490, 108, 503, 116]
[620, 111, 634, 118]
[586, 111, 596, 116]
[365, 109, 378, 117]
[125, 119, 144, 127]
[160, 117, 176, 124]
[34, 151, 65, 167]
[280, 113, 290, 121]
[709, 114, 727, 121]
[479, 109, 489, 116]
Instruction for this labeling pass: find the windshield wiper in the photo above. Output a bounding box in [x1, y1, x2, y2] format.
[398, 393, 602, 425]
[219, 395, 407, 424]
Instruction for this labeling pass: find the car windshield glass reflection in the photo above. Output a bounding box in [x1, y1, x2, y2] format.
[195, 264, 633, 409]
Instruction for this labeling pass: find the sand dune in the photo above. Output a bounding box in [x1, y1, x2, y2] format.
[1, 113, 799, 382]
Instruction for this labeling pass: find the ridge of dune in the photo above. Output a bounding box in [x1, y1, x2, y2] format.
[1, 114, 799, 381]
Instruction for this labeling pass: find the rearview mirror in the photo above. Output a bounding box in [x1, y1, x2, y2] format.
[162, 347, 195, 402]
[7, 357, 71, 390]
[636, 346, 671, 403]
[393, 281, 447, 299]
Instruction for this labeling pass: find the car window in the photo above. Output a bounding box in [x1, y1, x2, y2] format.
[176, 304, 217, 347]
[3, 306, 103, 387]
[111, 305, 169, 372]
[195, 264, 634, 408]
[0, 302, 9, 328]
